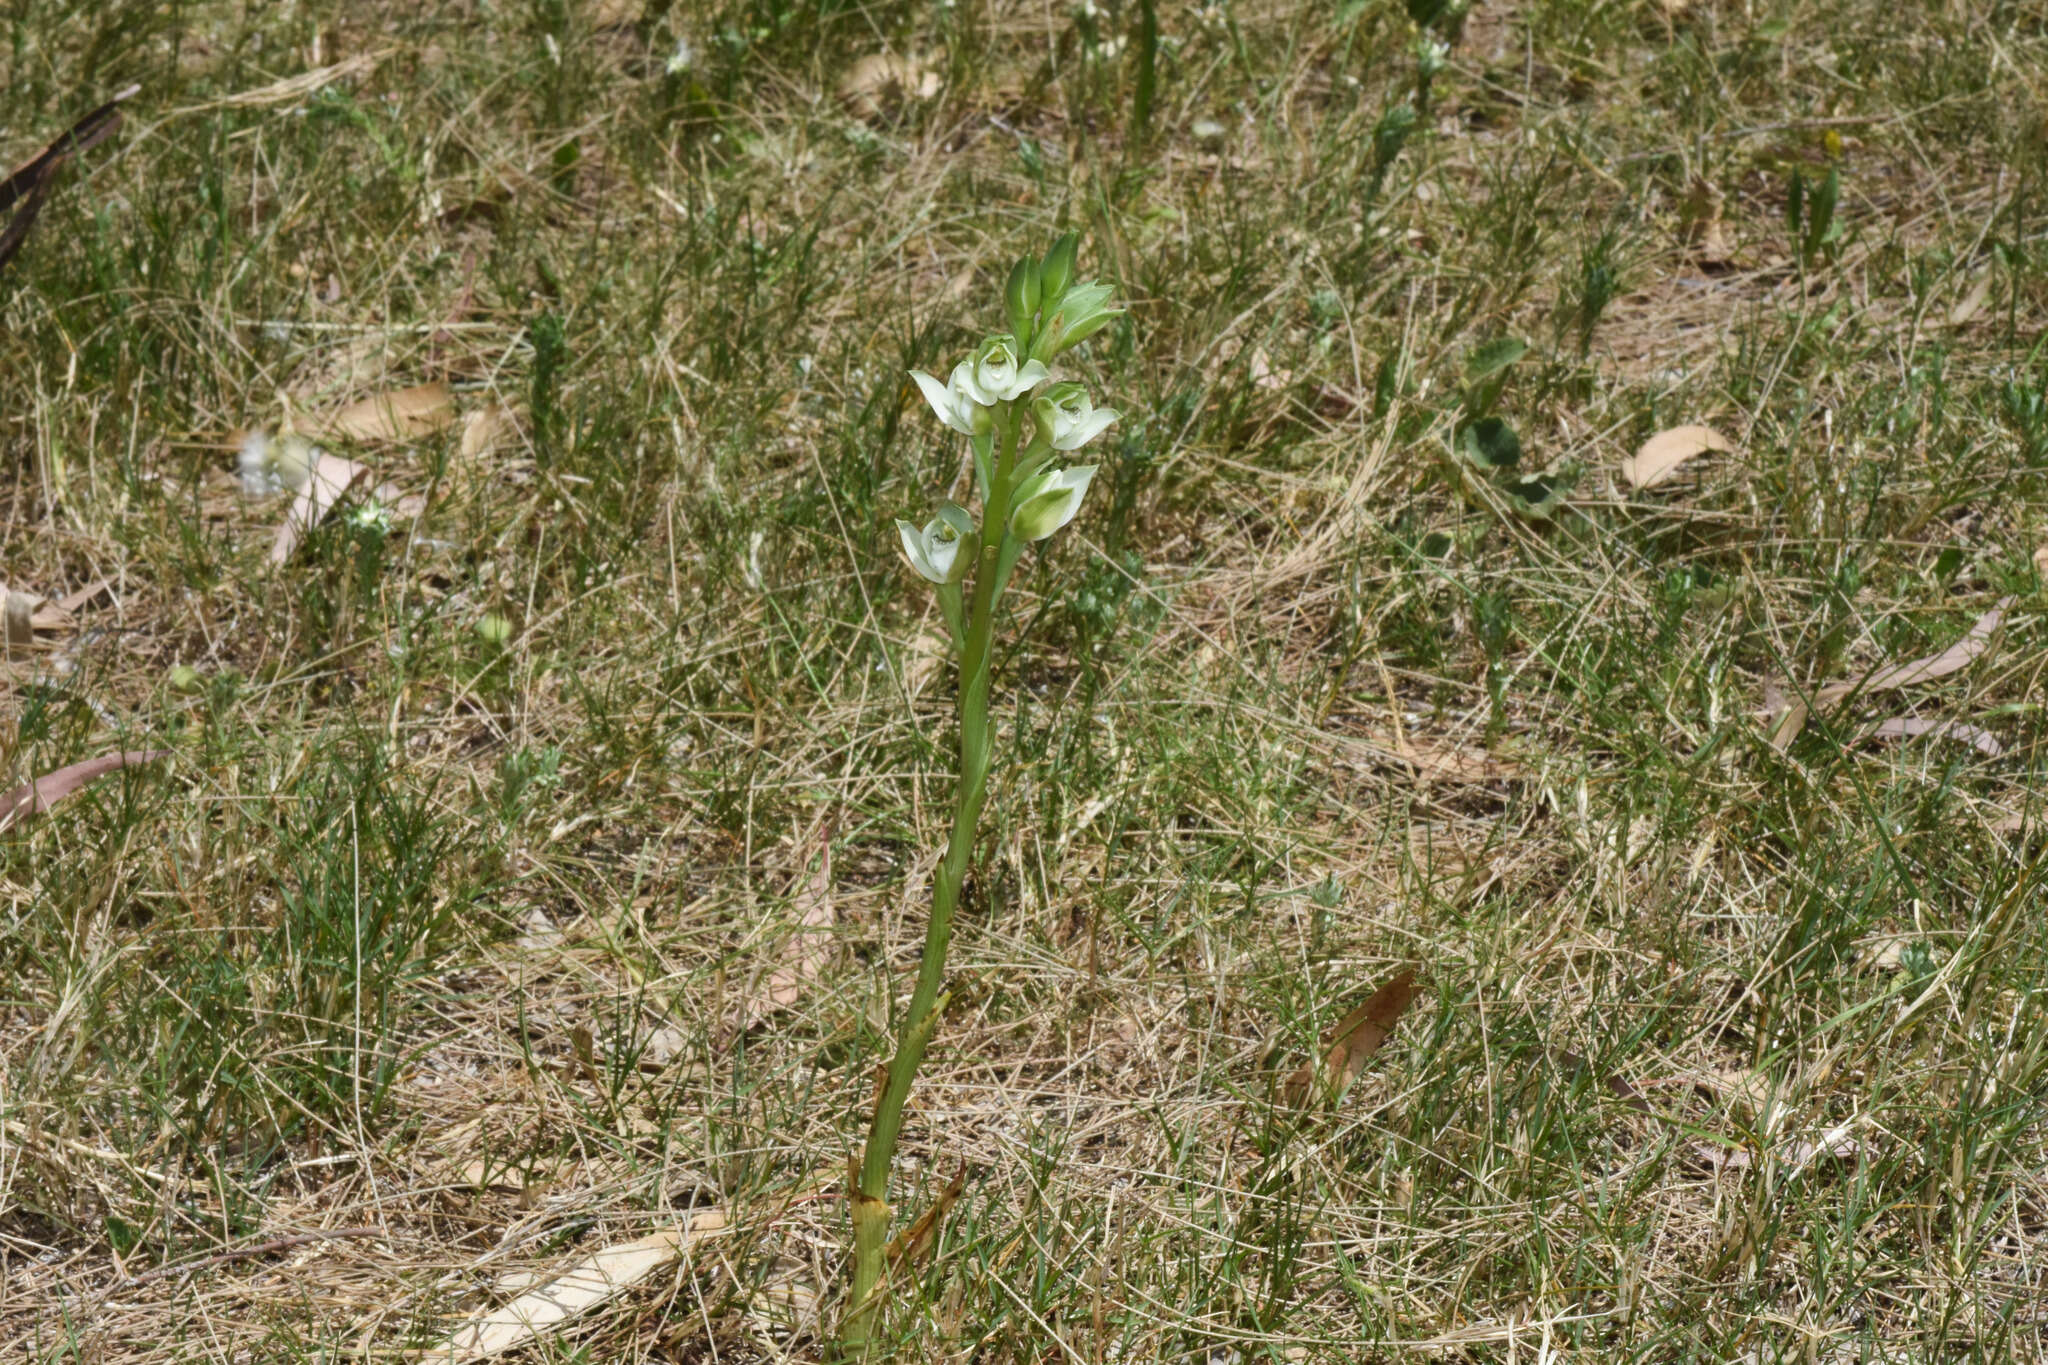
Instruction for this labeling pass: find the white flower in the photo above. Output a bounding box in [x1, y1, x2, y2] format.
[1031, 383, 1117, 451]
[236, 429, 318, 497]
[910, 361, 990, 436]
[960, 334, 1048, 405]
[896, 503, 976, 583]
[1008, 465, 1097, 541]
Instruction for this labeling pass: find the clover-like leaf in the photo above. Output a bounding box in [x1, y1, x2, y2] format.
[1465, 337, 1527, 383]
[1461, 417, 1521, 470]
[1502, 470, 1575, 521]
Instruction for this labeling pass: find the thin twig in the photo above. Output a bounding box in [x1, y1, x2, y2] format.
[120, 1227, 383, 1287]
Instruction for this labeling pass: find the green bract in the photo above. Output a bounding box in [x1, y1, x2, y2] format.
[1005, 258, 1041, 338]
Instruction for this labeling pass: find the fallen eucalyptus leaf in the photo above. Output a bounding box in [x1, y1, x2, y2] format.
[1867, 716, 2003, 758]
[903, 626, 951, 700]
[751, 816, 837, 1022]
[1767, 599, 2012, 750]
[1553, 1050, 1653, 1114]
[0, 750, 168, 832]
[1694, 1122, 1860, 1175]
[238, 429, 320, 496]
[459, 404, 517, 460]
[427, 1210, 726, 1362]
[1947, 271, 1993, 327]
[838, 53, 939, 121]
[3, 591, 32, 658]
[314, 382, 455, 444]
[1622, 424, 1735, 490]
[1283, 968, 1419, 1105]
[269, 451, 368, 564]
[0, 87, 134, 277]
[887, 1164, 966, 1269]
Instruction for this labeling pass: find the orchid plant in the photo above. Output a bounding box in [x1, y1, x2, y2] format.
[843, 234, 1120, 1354]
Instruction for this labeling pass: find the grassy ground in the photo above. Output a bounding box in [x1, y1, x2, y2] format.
[3, 0, 2047, 1359]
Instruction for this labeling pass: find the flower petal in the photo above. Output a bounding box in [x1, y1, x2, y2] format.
[897, 518, 942, 582]
[910, 370, 959, 428]
[1000, 359, 1052, 400]
[1009, 463, 1097, 540]
[1054, 407, 1118, 450]
[955, 358, 999, 408]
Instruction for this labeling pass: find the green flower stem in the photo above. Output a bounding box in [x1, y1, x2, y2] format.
[842, 401, 1023, 1353]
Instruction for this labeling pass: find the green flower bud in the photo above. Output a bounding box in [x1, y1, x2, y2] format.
[477, 613, 514, 645]
[1039, 232, 1079, 301]
[168, 664, 205, 695]
[1032, 280, 1121, 360]
[1005, 257, 1042, 339]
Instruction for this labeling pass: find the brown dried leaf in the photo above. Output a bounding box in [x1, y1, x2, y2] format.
[1621, 424, 1735, 490]
[0, 750, 169, 832]
[1764, 689, 1809, 753]
[903, 627, 950, 701]
[269, 452, 367, 564]
[837, 53, 939, 120]
[1826, 599, 2011, 699]
[1867, 716, 2003, 758]
[638, 1023, 689, 1071]
[887, 1165, 966, 1269]
[459, 405, 517, 461]
[0, 87, 134, 277]
[1368, 729, 1519, 783]
[53, 578, 112, 617]
[0, 582, 100, 637]
[1694, 1122, 1859, 1175]
[23, 581, 113, 638]
[1247, 347, 1293, 392]
[171, 54, 380, 114]
[1553, 1051, 1653, 1114]
[428, 1210, 726, 1362]
[3, 591, 32, 658]
[1283, 968, 1419, 1105]
[314, 382, 455, 444]
[1947, 271, 1993, 327]
[1767, 599, 2012, 749]
[753, 818, 837, 1020]
[368, 480, 429, 521]
[1990, 810, 2038, 838]
[1683, 176, 1735, 268]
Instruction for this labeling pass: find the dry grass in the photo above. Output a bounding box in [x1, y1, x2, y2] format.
[3, 0, 2048, 1360]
